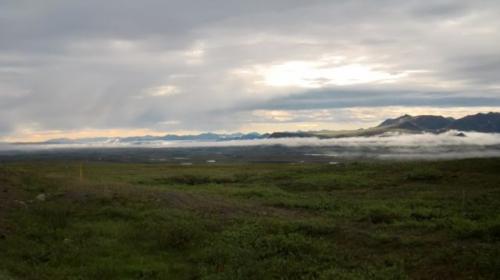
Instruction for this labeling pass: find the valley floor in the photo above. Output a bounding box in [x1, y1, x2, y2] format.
[1, 159, 499, 279]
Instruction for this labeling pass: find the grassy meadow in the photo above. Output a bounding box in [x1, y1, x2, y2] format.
[1, 159, 500, 279]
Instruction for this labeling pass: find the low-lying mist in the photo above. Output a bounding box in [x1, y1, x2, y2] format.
[1, 131, 500, 160]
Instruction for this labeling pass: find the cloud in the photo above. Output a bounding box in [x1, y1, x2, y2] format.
[0, 0, 500, 140]
[2, 131, 500, 160]
[253, 61, 408, 88]
[241, 88, 500, 111]
[141, 85, 180, 97]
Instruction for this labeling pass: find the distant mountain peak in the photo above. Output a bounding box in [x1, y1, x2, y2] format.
[37, 112, 500, 144]
[41, 132, 267, 145]
[377, 112, 500, 133]
[449, 112, 500, 132]
[377, 114, 453, 131]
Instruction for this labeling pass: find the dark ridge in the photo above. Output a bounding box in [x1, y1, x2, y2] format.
[268, 132, 314, 138]
[378, 115, 455, 131]
[449, 112, 500, 132]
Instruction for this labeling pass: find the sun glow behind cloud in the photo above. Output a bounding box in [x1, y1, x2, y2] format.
[1, 1, 500, 141]
[256, 61, 408, 88]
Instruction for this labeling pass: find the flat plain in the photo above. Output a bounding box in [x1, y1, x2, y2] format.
[1, 159, 499, 279]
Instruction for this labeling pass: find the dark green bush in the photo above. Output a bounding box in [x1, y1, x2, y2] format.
[365, 207, 401, 224]
[152, 175, 236, 185]
[404, 168, 443, 182]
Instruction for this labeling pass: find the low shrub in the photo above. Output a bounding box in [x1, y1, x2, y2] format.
[404, 168, 443, 182]
[364, 207, 401, 224]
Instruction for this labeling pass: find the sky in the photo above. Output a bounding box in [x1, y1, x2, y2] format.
[1, 0, 500, 141]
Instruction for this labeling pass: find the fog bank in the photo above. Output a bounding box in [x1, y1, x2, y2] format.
[1, 131, 500, 160]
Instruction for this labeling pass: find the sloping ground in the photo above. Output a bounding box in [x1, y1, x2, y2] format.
[0, 160, 499, 279]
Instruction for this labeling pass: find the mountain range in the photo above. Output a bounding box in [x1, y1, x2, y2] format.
[378, 112, 500, 133]
[35, 112, 500, 144]
[41, 132, 267, 145]
[268, 112, 500, 139]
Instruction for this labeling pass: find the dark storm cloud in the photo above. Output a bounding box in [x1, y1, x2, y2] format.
[0, 0, 320, 52]
[243, 89, 500, 111]
[0, 0, 499, 139]
[443, 54, 500, 85]
[409, 1, 469, 18]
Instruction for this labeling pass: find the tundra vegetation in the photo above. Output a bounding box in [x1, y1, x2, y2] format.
[0, 159, 499, 279]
